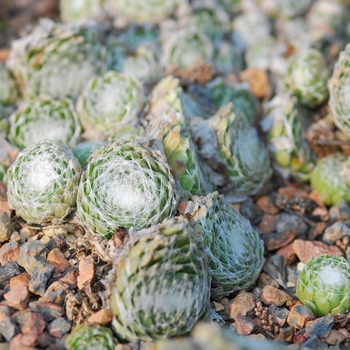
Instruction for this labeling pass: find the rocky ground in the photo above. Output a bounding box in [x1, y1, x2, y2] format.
[1, 1, 350, 350]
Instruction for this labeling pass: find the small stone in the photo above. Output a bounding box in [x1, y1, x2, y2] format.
[287, 304, 315, 329]
[29, 301, 64, 322]
[39, 281, 66, 305]
[0, 262, 21, 288]
[177, 201, 189, 215]
[324, 330, 345, 346]
[47, 234, 66, 250]
[262, 229, 298, 251]
[338, 328, 350, 338]
[59, 269, 77, 289]
[240, 198, 263, 225]
[36, 331, 56, 348]
[258, 272, 280, 289]
[276, 213, 308, 236]
[0, 305, 13, 317]
[19, 227, 35, 242]
[323, 221, 350, 245]
[305, 316, 334, 339]
[87, 309, 114, 326]
[10, 273, 31, 289]
[259, 214, 279, 234]
[17, 241, 47, 275]
[0, 212, 12, 243]
[269, 304, 289, 326]
[329, 201, 350, 221]
[47, 248, 70, 273]
[257, 196, 280, 214]
[18, 312, 46, 337]
[311, 208, 329, 222]
[77, 256, 95, 290]
[276, 326, 294, 342]
[276, 243, 296, 265]
[300, 335, 329, 349]
[240, 67, 270, 99]
[212, 301, 225, 312]
[9, 333, 37, 348]
[293, 239, 344, 263]
[310, 222, 327, 239]
[260, 285, 293, 306]
[48, 317, 71, 338]
[42, 227, 67, 238]
[3, 286, 30, 310]
[0, 316, 20, 342]
[235, 316, 259, 335]
[292, 329, 309, 346]
[229, 291, 255, 320]
[29, 261, 55, 296]
[0, 201, 11, 217]
[0, 242, 20, 266]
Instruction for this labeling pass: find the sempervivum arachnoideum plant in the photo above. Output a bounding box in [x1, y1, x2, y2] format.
[329, 44, 350, 137]
[6, 18, 106, 100]
[191, 103, 272, 201]
[9, 98, 81, 149]
[310, 153, 350, 206]
[284, 48, 330, 108]
[77, 139, 179, 239]
[296, 254, 350, 317]
[0, 62, 17, 107]
[76, 70, 144, 140]
[60, 0, 105, 23]
[65, 324, 118, 350]
[7, 140, 82, 224]
[107, 218, 210, 342]
[183, 192, 264, 295]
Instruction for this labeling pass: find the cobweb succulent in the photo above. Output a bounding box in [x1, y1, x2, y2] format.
[310, 153, 350, 206]
[76, 70, 144, 140]
[77, 139, 178, 239]
[9, 98, 81, 149]
[0, 62, 17, 106]
[109, 218, 210, 341]
[183, 192, 264, 295]
[7, 140, 82, 224]
[296, 254, 350, 316]
[60, 0, 105, 23]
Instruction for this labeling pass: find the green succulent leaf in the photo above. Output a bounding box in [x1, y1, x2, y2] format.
[0, 62, 17, 106]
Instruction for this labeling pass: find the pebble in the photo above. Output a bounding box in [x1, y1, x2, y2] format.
[300, 335, 329, 349]
[19, 227, 36, 242]
[16, 311, 46, 337]
[258, 272, 280, 289]
[324, 330, 345, 346]
[260, 285, 293, 307]
[87, 309, 114, 326]
[10, 273, 30, 289]
[17, 241, 47, 275]
[3, 285, 30, 310]
[77, 256, 95, 290]
[59, 269, 77, 289]
[276, 326, 294, 342]
[259, 214, 279, 234]
[29, 261, 55, 296]
[212, 301, 225, 312]
[48, 317, 71, 338]
[263, 255, 288, 289]
[229, 291, 255, 320]
[29, 301, 64, 322]
[293, 239, 344, 263]
[329, 201, 350, 221]
[0, 315, 20, 342]
[276, 243, 296, 265]
[323, 221, 350, 245]
[287, 304, 315, 329]
[9, 333, 37, 348]
[36, 331, 56, 348]
[240, 198, 263, 225]
[47, 248, 70, 273]
[234, 316, 259, 335]
[256, 195, 280, 214]
[0, 212, 12, 243]
[276, 213, 308, 236]
[262, 228, 298, 251]
[39, 281, 66, 305]
[42, 227, 67, 238]
[0, 242, 20, 266]
[305, 316, 334, 339]
[47, 234, 66, 251]
[0, 262, 21, 288]
[269, 304, 289, 326]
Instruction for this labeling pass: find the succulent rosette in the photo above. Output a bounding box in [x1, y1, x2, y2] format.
[108, 0, 178, 24]
[7, 140, 82, 224]
[0, 62, 17, 106]
[207, 78, 259, 123]
[285, 48, 330, 108]
[60, 0, 105, 23]
[214, 40, 244, 75]
[184, 192, 264, 294]
[217, 0, 243, 14]
[296, 254, 350, 316]
[161, 28, 214, 71]
[77, 140, 178, 238]
[65, 324, 118, 350]
[6, 19, 106, 100]
[262, 95, 317, 179]
[329, 44, 350, 136]
[9, 98, 81, 149]
[257, 0, 312, 19]
[191, 103, 272, 199]
[109, 219, 210, 341]
[76, 71, 144, 140]
[310, 153, 350, 206]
